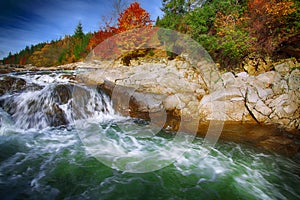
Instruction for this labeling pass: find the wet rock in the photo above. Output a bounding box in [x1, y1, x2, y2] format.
[258, 136, 300, 157]
[60, 74, 76, 82]
[45, 103, 68, 127]
[1, 84, 73, 129]
[53, 84, 73, 104]
[0, 68, 12, 74]
[98, 80, 166, 118]
[0, 82, 112, 129]
[0, 76, 27, 95]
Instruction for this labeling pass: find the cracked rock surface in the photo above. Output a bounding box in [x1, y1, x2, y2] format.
[77, 58, 300, 130]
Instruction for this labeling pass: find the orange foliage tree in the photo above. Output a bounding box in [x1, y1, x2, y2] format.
[246, 0, 296, 54]
[87, 28, 114, 51]
[114, 2, 155, 62]
[88, 2, 155, 62]
[116, 2, 153, 33]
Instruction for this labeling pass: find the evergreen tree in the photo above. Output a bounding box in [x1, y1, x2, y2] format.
[155, 16, 160, 26]
[74, 22, 84, 39]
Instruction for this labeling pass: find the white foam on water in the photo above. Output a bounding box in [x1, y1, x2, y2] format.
[15, 72, 73, 86]
[1, 74, 118, 130]
[1, 72, 300, 199]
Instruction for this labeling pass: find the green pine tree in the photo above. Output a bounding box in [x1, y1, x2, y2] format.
[74, 22, 84, 39]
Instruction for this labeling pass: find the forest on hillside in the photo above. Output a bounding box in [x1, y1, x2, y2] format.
[2, 0, 300, 70]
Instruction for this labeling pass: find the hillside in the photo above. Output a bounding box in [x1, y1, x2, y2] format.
[1, 0, 300, 72]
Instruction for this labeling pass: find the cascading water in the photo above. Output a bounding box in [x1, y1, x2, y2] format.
[0, 71, 299, 199]
[0, 72, 116, 130]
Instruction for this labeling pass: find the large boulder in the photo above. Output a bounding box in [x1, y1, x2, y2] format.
[198, 87, 253, 122]
[98, 80, 166, 119]
[244, 70, 300, 129]
[0, 76, 27, 96]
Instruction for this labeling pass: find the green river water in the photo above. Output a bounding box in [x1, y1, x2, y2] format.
[0, 72, 299, 200]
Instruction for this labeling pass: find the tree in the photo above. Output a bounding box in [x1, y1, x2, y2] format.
[116, 2, 152, 33]
[213, 11, 253, 67]
[161, 0, 189, 15]
[112, 0, 130, 18]
[74, 22, 84, 39]
[87, 29, 114, 50]
[246, 0, 297, 54]
[87, 2, 155, 63]
[158, 0, 211, 32]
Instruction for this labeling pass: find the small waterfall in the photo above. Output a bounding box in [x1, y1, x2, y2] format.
[0, 107, 13, 128]
[0, 74, 116, 130]
[0, 72, 300, 200]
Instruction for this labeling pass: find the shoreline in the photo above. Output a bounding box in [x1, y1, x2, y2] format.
[0, 60, 299, 156]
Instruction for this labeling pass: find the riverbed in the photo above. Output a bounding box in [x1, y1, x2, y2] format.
[0, 71, 299, 199]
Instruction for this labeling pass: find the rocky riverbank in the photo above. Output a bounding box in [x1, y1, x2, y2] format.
[76, 58, 299, 130]
[75, 58, 300, 156]
[1, 58, 299, 156]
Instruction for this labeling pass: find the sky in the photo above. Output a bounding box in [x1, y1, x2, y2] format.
[0, 0, 164, 59]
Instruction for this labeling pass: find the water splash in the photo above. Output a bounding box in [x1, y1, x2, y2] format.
[0, 72, 299, 199]
[0, 73, 117, 130]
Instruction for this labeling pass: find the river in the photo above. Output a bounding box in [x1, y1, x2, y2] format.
[0, 71, 299, 199]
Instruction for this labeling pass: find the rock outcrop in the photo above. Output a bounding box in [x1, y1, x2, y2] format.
[76, 58, 300, 156]
[205, 69, 300, 130]
[77, 58, 299, 131]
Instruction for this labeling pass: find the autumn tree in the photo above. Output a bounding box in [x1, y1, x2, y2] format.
[246, 0, 297, 54]
[116, 2, 152, 33]
[111, 0, 131, 22]
[212, 10, 254, 67]
[87, 28, 114, 51]
[87, 2, 155, 64]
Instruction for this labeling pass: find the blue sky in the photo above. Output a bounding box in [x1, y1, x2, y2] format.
[0, 0, 163, 59]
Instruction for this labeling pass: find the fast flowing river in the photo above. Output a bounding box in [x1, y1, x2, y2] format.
[0, 71, 299, 199]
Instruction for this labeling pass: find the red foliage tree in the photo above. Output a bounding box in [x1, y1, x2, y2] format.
[246, 0, 296, 54]
[116, 2, 153, 33]
[87, 29, 114, 50]
[19, 57, 27, 65]
[87, 2, 155, 61]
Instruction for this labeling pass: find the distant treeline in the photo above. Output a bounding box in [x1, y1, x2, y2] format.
[2, 0, 300, 69]
[2, 23, 92, 67]
[2, 2, 152, 67]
